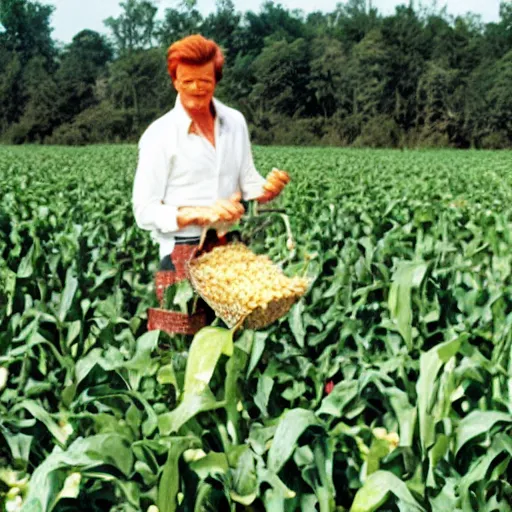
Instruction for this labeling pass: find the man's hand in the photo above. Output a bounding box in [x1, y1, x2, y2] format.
[257, 168, 290, 204]
[177, 193, 244, 228]
[212, 192, 245, 223]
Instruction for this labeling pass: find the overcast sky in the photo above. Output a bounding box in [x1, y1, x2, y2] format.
[40, 0, 502, 44]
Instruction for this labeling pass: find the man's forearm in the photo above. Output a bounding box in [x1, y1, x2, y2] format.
[133, 200, 180, 234]
[177, 196, 245, 228]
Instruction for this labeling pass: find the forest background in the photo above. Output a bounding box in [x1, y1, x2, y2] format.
[0, 0, 511, 149]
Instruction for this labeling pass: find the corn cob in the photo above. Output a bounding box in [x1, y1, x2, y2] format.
[188, 243, 309, 329]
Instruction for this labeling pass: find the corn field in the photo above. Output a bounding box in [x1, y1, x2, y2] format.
[1, 145, 512, 512]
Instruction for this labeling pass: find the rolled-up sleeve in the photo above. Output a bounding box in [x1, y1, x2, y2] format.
[239, 117, 266, 201]
[132, 134, 179, 234]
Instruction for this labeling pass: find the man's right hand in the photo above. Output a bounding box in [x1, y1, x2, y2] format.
[177, 193, 245, 228]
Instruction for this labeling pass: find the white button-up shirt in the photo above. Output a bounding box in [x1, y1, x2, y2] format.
[133, 96, 266, 258]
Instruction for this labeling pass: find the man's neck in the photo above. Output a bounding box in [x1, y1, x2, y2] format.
[182, 100, 215, 121]
[184, 102, 216, 147]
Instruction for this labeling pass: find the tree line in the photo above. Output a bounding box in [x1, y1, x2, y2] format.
[0, 0, 511, 148]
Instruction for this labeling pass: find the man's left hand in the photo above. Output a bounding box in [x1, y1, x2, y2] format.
[257, 168, 290, 204]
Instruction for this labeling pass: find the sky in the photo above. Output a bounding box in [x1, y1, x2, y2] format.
[40, 0, 502, 44]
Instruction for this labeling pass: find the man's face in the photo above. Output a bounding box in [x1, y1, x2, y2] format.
[174, 61, 216, 114]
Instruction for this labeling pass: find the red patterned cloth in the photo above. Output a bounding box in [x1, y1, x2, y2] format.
[147, 308, 207, 336]
[155, 244, 198, 303]
[148, 232, 232, 335]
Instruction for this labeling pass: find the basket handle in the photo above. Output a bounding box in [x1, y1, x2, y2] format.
[196, 200, 296, 253]
[244, 201, 296, 253]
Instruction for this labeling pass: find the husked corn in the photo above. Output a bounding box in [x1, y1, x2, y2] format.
[188, 243, 309, 328]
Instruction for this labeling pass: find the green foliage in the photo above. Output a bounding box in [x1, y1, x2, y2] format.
[46, 103, 135, 145]
[250, 38, 314, 118]
[54, 30, 114, 126]
[2, 145, 512, 511]
[480, 131, 511, 149]
[104, 0, 158, 55]
[0, 0, 55, 64]
[1, 0, 512, 147]
[3, 55, 60, 143]
[353, 115, 402, 148]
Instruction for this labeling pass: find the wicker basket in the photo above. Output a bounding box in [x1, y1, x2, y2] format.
[187, 242, 308, 330]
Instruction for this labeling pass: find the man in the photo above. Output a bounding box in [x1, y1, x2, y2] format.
[132, 34, 289, 271]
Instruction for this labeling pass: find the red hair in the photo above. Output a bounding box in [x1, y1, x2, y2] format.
[167, 34, 224, 82]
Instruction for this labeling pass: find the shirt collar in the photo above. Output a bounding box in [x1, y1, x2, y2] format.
[174, 94, 226, 133]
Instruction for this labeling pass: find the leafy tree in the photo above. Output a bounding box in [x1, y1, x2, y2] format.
[348, 28, 389, 122]
[0, 49, 23, 133]
[155, 1, 202, 48]
[104, 0, 160, 131]
[107, 47, 174, 131]
[308, 37, 350, 118]
[304, 11, 332, 37]
[201, 0, 241, 63]
[0, 0, 510, 147]
[0, 0, 56, 137]
[249, 38, 314, 119]
[487, 49, 512, 137]
[0, 0, 55, 65]
[416, 60, 459, 144]
[6, 55, 60, 142]
[381, 6, 428, 129]
[237, 1, 306, 56]
[215, 52, 256, 112]
[55, 30, 113, 123]
[104, 0, 158, 55]
[330, 0, 381, 49]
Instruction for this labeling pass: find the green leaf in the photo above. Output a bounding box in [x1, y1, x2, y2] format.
[289, 301, 305, 347]
[91, 267, 118, 291]
[231, 448, 257, 505]
[249, 424, 277, 456]
[158, 391, 224, 435]
[455, 410, 512, 455]
[255, 374, 274, 417]
[247, 331, 267, 378]
[366, 438, 391, 476]
[3, 267, 16, 316]
[317, 380, 358, 417]
[173, 280, 194, 314]
[124, 330, 160, 390]
[427, 434, 450, 487]
[225, 345, 249, 444]
[157, 363, 178, 387]
[184, 327, 233, 398]
[11, 400, 71, 446]
[65, 320, 81, 347]
[388, 261, 428, 348]
[258, 467, 297, 502]
[17, 244, 34, 278]
[0, 427, 33, 469]
[386, 388, 417, 447]
[189, 452, 229, 480]
[416, 335, 462, 452]
[193, 482, 216, 512]
[58, 267, 78, 323]
[114, 480, 140, 508]
[62, 348, 103, 406]
[22, 434, 134, 512]
[350, 470, 425, 512]
[310, 439, 336, 511]
[429, 478, 460, 512]
[157, 436, 201, 512]
[459, 434, 512, 511]
[268, 408, 322, 473]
